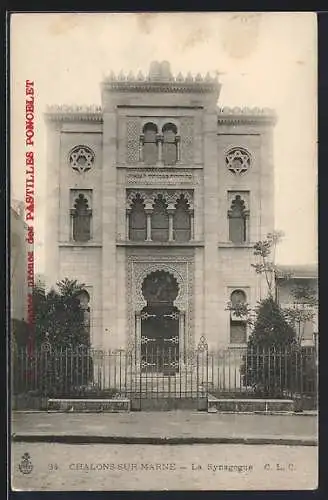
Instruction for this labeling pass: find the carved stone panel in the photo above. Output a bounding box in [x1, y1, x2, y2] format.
[126, 169, 197, 186]
[180, 117, 194, 164]
[127, 254, 194, 351]
[126, 119, 141, 163]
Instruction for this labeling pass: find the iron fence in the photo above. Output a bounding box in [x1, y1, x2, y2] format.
[12, 341, 318, 402]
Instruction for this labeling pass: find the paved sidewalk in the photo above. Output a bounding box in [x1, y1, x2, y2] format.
[11, 411, 318, 446]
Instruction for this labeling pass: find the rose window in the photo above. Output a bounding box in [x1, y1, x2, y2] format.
[225, 148, 251, 175]
[69, 146, 95, 173]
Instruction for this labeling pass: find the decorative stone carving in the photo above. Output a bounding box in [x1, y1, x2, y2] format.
[225, 148, 251, 175]
[126, 189, 194, 210]
[69, 146, 95, 173]
[180, 118, 194, 164]
[127, 254, 194, 352]
[126, 169, 196, 186]
[228, 191, 250, 212]
[126, 119, 140, 163]
[45, 105, 102, 122]
[217, 106, 277, 125]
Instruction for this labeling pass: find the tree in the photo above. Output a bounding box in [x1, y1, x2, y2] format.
[240, 297, 298, 397]
[33, 278, 89, 348]
[247, 297, 296, 348]
[14, 278, 93, 397]
[251, 231, 292, 300]
[226, 231, 301, 397]
[284, 284, 318, 344]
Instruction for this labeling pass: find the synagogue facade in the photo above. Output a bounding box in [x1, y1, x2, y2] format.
[45, 61, 276, 354]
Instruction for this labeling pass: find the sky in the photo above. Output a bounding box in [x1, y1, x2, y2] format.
[10, 12, 317, 272]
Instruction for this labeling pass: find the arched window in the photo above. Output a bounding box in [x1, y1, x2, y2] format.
[230, 289, 247, 306]
[142, 123, 158, 165]
[228, 195, 248, 244]
[162, 123, 178, 165]
[173, 194, 191, 241]
[129, 194, 146, 241]
[152, 195, 169, 241]
[230, 289, 247, 344]
[71, 194, 92, 242]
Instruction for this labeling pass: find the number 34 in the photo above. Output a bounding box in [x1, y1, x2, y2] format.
[48, 463, 59, 471]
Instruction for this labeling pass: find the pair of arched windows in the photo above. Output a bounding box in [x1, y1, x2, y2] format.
[230, 289, 247, 344]
[141, 123, 180, 166]
[129, 193, 192, 242]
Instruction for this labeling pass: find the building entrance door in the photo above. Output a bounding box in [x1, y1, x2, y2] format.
[140, 270, 180, 374]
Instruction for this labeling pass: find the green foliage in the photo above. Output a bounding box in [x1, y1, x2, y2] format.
[251, 231, 286, 297]
[33, 278, 89, 348]
[11, 318, 30, 348]
[13, 278, 94, 396]
[247, 297, 296, 348]
[241, 297, 298, 396]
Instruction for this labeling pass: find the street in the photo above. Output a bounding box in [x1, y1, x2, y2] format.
[12, 442, 318, 491]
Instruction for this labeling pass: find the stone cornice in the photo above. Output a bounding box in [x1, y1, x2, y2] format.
[44, 105, 103, 122]
[44, 104, 276, 125]
[102, 80, 220, 94]
[218, 106, 277, 125]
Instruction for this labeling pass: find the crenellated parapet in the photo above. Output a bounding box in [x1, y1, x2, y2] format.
[102, 61, 220, 94]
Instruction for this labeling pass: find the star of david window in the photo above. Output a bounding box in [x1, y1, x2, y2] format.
[69, 146, 95, 173]
[225, 148, 251, 175]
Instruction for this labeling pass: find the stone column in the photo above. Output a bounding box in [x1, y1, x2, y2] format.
[203, 109, 220, 347]
[189, 209, 195, 240]
[101, 106, 118, 350]
[145, 209, 152, 241]
[167, 208, 175, 241]
[126, 209, 131, 240]
[176, 136, 181, 162]
[179, 311, 185, 363]
[139, 135, 144, 162]
[157, 134, 163, 164]
[135, 312, 142, 362]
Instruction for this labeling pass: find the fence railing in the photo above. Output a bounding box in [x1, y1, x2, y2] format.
[12, 342, 318, 402]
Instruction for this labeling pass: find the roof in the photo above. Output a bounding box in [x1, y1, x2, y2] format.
[277, 264, 318, 279]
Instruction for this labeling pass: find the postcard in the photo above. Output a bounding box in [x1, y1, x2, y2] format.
[10, 12, 318, 491]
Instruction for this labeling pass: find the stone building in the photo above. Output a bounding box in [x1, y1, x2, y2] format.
[44, 61, 276, 354]
[276, 264, 318, 346]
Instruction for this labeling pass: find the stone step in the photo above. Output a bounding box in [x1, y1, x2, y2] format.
[47, 398, 130, 413]
[207, 397, 295, 413]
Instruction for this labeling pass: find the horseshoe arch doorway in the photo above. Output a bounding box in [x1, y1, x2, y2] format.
[140, 270, 180, 374]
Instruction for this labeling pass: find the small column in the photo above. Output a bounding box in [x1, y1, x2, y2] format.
[126, 209, 131, 240]
[145, 208, 152, 241]
[139, 135, 144, 162]
[189, 209, 195, 240]
[179, 312, 185, 364]
[167, 207, 175, 241]
[136, 312, 142, 346]
[157, 134, 163, 164]
[134, 312, 142, 377]
[176, 136, 181, 162]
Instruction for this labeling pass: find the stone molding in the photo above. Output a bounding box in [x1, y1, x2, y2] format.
[44, 104, 276, 125]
